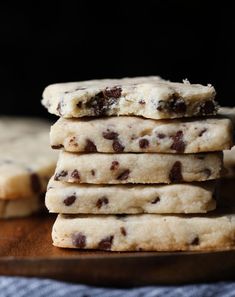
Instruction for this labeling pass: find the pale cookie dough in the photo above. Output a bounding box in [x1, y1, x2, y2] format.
[42, 76, 217, 119]
[50, 117, 232, 153]
[0, 117, 57, 199]
[52, 213, 235, 251]
[46, 179, 216, 214]
[54, 152, 223, 184]
[0, 194, 44, 219]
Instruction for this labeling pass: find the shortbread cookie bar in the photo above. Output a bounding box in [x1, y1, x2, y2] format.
[42, 77, 217, 119]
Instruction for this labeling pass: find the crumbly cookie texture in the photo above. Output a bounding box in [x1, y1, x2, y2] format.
[54, 151, 222, 184]
[52, 213, 235, 251]
[42, 76, 217, 120]
[0, 117, 57, 199]
[46, 179, 216, 214]
[0, 194, 44, 218]
[50, 117, 232, 153]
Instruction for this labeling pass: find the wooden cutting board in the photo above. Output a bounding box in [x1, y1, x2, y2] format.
[0, 214, 235, 286]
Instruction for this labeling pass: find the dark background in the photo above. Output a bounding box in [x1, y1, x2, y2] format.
[0, 1, 234, 118]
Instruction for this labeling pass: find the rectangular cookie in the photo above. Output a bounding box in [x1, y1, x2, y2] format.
[0, 117, 57, 199]
[46, 179, 216, 214]
[0, 194, 44, 219]
[42, 76, 217, 119]
[54, 151, 223, 184]
[50, 117, 232, 153]
[52, 213, 235, 251]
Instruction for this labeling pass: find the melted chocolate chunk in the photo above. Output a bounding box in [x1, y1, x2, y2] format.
[120, 227, 127, 236]
[63, 195, 76, 206]
[54, 170, 68, 181]
[85, 87, 121, 116]
[168, 95, 187, 113]
[139, 138, 149, 149]
[170, 131, 185, 153]
[72, 232, 86, 248]
[84, 139, 97, 152]
[191, 236, 200, 245]
[157, 94, 186, 114]
[85, 92, 105, 116]
[102, 130, 119, 140]
[51, 144, 64, 149]
[71, 169, 80, 181]
[169, 161, 183, 183]
[96, 196, 109, 208]
[98, 235, 114, 250]
[139, 100, 146, 104]
[117, 169, 130, 180]
[157, 133, 166, 139]
[77, 101, 82, 108]
[30, 173, 41, 193]
[199, 101, 216, 115]
[151, 197, 160, 204]
[112, 139, 125, 152]
[103, 86, 122, 99]
[198, 128, 207, 137]
[91, 169, 95, 176]
[110, 161, 119, 170]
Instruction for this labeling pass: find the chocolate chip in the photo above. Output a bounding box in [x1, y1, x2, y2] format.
[71, 169, 80, 181]
[139, 138, 149, 149]
[198, 128, 207, 137]
[204, 168, 211, 177]
[168, 95, 186, 113]
[120, 227, 127, 236]
[72, 232, 86, 248]
[191, 236, 200, 245]
[199, 101, 216, 115]
[102, 130, 119, 140]
[84, 139, 97, 152]
[77, 101, 82, 108]
[86, 87, 121, 116]
[63, 195, 76, 206]
[103, 86, 122, 99]
[85, 92, 106, 116]
[98, 235, 114, 250]
[96, 196, 109, 208]
[170, 131, 185, 153]
[139, 100, 146, 104]
[117, 169, 130, 180]
[54, 170, 68, 181]
[169, 161, 183, 183]
[151, 197, 160, 204]
[51, 144, 64, 149]
[110, 161, 119, 170]
[30, 173, 41, 193]
[91, 169, 95, 176]
[157, 133, 166, 139]
[113, 139, 125, 152]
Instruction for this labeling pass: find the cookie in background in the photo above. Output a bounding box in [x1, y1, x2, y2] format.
[0, 117, 57, 219]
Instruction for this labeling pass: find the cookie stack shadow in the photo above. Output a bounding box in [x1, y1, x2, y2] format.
[43, 77, 235, 251]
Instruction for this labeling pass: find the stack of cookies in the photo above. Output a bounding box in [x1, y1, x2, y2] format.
[42, 76, 235, 251]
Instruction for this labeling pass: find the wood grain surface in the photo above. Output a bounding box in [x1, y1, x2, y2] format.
[0, 214, 235, 286]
